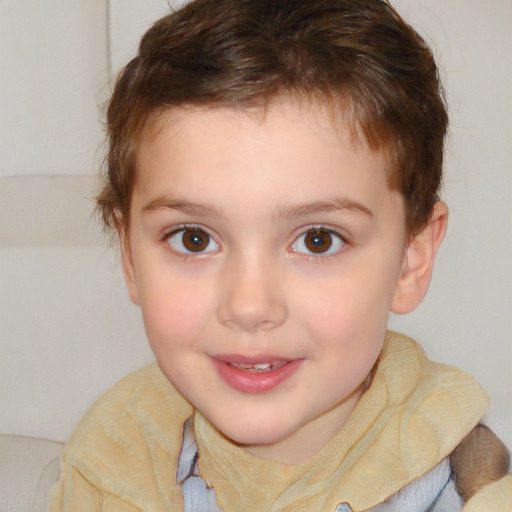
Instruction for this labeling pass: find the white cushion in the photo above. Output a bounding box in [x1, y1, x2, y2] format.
[0, 435, 64, 512]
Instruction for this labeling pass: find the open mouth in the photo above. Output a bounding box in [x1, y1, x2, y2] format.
[212, 356, 303, 393]
[227, 361, 288, 373]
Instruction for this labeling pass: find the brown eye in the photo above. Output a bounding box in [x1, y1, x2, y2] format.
[304, 230, 333, 253]
[167, 227, 219, 254]
[291, 228, 345, 256]
[182, 229, 209, 252]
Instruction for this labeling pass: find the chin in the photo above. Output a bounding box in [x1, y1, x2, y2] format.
[215, 416, 295, 447]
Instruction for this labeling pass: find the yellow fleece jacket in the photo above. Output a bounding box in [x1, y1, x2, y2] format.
[49, 332, 511, 511]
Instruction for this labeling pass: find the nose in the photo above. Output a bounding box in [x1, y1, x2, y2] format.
[216, 254, 287, 333]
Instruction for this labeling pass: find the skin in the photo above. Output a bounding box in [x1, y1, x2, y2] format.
[121, 98, 448, 464]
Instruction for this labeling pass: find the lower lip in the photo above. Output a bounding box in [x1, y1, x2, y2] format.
[211, 358, 303, 394]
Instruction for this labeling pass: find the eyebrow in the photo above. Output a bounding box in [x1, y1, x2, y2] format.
[142, 196, 373, 220]
[142, 197, 224, 217]
[274, 198, 373, 220]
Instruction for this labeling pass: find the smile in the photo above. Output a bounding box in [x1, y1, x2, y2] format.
[227, 361, 288, 373]
[212, 356, 303, 394]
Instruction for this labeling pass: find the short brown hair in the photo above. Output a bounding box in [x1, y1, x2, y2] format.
[98, 0, 448, 235]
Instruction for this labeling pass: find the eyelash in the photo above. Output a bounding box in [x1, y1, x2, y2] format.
[161, 223, 348, 259]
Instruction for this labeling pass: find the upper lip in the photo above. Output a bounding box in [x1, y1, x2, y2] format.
[212, 354, 295, 365]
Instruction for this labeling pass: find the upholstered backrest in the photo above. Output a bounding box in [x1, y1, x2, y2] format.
[1, 174, 153, 442]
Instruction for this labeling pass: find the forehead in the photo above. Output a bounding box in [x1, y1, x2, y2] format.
[139, 94, 386, 164]
[133, 99, 400, 219]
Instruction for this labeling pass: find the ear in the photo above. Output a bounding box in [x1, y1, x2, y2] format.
[391, 202, 448, 314]
[119, 229, 141, 307]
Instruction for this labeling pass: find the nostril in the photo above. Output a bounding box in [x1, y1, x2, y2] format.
[220, 317, 281, 333]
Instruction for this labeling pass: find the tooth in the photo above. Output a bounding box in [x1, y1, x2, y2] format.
[228, 361, 288, 372]
[254, 363, 271, 370]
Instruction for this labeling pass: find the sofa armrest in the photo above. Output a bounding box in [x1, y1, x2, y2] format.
[0, 435, 64, 512]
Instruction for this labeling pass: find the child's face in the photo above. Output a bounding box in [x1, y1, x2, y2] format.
[123, 99, 409, 464]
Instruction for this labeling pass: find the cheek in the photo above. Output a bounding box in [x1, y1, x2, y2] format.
[299, 274, 391, 331]
[295, 263, 397, 359]
[138, 276, 214, 351]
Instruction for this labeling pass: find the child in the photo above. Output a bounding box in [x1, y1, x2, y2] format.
[50, 0, 511, 510]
